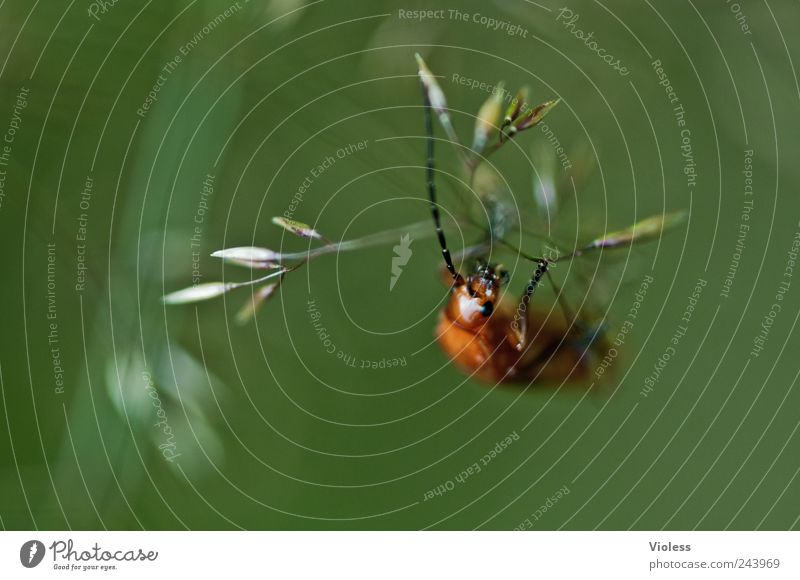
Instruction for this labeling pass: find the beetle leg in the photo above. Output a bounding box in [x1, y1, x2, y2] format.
[545, 269, 587, 333]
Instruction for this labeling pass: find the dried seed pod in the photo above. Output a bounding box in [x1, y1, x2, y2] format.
[415, 53, 448, 116]
[514, 98, 561, 131]
[162, 282, 235, 305]
[472, 82, 505, 155]
[271, 217, 324, 240]
[504, 86, 529, 125]
[236, 282, 280, 324]
[415, 53, 461, 147]
[211, 246, 281, 263]
[585, 211, 687, 251]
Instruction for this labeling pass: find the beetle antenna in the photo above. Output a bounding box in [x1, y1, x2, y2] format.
[422, 82, 463, 284]
[513, 258, 550, 351]
[523, 259, 549, 304]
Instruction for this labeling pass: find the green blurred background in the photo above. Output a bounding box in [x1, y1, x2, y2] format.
[1, 0, 799, 530]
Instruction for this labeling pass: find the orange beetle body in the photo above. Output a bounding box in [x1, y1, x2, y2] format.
[435, 264, 604, 385]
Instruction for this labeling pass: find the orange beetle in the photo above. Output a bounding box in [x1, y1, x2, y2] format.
[417, 64, 611, 387]
[164, 55, 683, 391]
[434, 261, 604, 385]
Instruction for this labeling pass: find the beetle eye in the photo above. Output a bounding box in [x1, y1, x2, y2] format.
[480, 301, 494, 316]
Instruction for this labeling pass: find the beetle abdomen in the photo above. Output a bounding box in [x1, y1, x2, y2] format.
[435, 311, 600, 385]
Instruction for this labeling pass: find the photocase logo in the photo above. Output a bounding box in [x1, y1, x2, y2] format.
[389, 233, 413, 291]
[20, 540, 45, 568]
